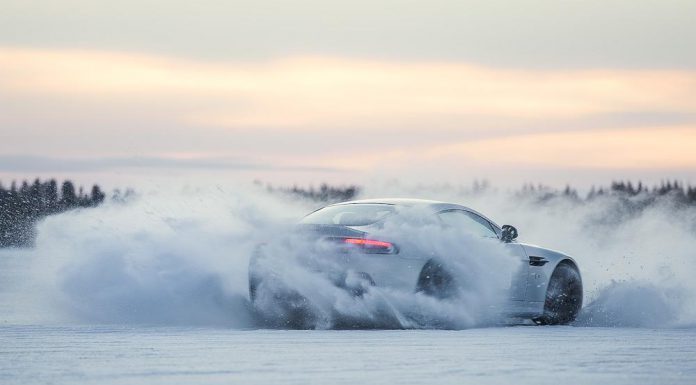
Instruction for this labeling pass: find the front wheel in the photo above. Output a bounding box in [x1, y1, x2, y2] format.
[535, 263, 583, 325]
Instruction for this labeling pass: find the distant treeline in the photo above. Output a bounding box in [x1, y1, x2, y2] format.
[519, 180, 696, 204]
[264, 182, 360, 203]
[0, 179, 106, 247]
[278, 180, 696, 206]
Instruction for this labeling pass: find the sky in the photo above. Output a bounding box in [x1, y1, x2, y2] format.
[1, 0, 695, 189]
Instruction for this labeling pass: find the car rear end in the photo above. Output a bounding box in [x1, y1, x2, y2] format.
[248, 203, 426, 321]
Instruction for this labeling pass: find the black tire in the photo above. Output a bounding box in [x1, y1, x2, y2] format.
[416, 260, 458, 299]
[536, 263, 583, 325]
[250, 281, 319, 329]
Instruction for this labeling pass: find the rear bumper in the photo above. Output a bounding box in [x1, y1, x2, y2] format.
[324, 253, 425, 292]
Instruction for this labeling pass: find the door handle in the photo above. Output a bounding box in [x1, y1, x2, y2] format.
[528, 256, 548, 266]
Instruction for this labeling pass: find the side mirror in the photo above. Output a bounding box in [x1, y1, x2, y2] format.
[501, 224, 518, 242]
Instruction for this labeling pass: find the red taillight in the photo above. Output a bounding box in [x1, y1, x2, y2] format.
[342, 238, 397, 254]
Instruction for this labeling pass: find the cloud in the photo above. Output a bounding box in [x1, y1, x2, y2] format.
[1, 0, 695, 68]
[0, 47, 695, 180]
[0, 155, 342, 173]
[313, 126, 696, 171]
[426, 126, 696, 170]
[1, 47, 695, 132]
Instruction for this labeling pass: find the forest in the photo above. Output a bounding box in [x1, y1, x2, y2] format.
[0, 179, 106, 247]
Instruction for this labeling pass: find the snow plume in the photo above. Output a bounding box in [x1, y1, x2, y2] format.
[9, 181, 696, 329]
[26, 186, 307, 327]
[22, 190, 517, 329]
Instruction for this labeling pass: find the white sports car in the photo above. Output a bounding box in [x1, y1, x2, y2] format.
[249, 199, 583, 328]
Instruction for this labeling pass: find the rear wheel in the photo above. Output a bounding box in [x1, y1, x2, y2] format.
[416, 260, 458, 299]
[536, 263, 583, 325]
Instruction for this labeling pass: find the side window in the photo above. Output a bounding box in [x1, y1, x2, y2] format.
[437, 210, 497, 238]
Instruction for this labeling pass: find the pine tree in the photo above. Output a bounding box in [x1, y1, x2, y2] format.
[61, 180, 77, 207]
[90, 185, 106, 205]
[46, 179, 58, 212]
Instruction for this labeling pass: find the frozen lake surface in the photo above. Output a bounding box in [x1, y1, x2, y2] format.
[2, 325, 695, 385]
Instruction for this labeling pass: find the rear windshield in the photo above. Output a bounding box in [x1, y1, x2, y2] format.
[300, 204, 395, 226]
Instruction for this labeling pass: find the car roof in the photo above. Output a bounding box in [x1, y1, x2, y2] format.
[332, 198, 446, 207]
[328, 198, 500, 228]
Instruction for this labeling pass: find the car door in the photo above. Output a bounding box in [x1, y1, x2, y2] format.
[436, 210, 528, 301]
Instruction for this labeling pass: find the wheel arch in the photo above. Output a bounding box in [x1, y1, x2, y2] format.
[540, 257, 583, 299]
[555, 257, 580, 274]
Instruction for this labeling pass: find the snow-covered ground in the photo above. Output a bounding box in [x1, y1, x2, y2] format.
[1, 325, 695, 385]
